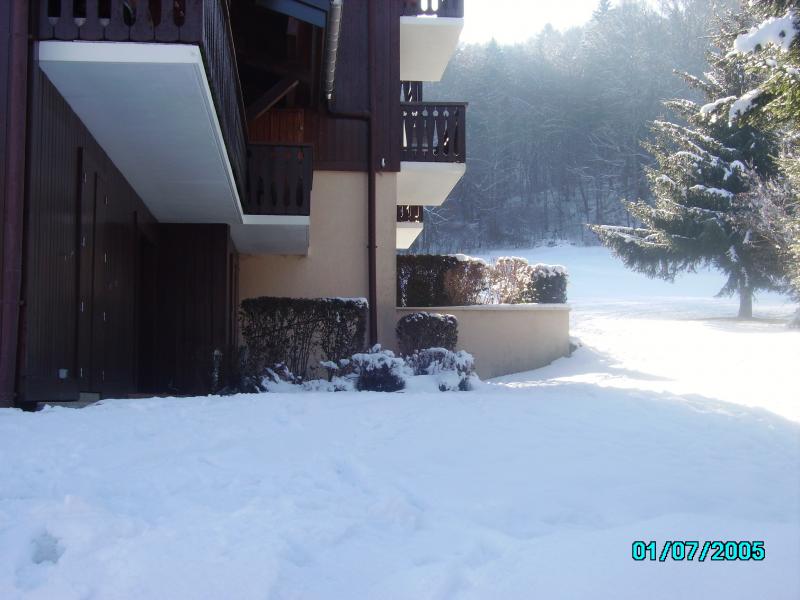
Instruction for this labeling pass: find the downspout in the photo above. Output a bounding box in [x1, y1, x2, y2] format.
[325, 0, 379, 346]
[0, 1, 30, 407]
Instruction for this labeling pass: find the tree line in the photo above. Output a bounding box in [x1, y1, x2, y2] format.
[414, 0, 738, 252]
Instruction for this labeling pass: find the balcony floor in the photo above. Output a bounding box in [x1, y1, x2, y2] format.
[397, 161, 466, 206]
[38, 41, 243, 225]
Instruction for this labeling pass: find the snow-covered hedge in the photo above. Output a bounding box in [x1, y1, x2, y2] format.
[396, 312, 458, 356]
[398, 255, 568, 306]
[238, 296, 367, 383]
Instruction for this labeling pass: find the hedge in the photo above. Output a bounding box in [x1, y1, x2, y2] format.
[239, 297, 367, 379]
[397, 254, 567, 307]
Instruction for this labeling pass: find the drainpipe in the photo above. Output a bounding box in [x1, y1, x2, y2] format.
[0, 1, 30, 407]
[326, 0, 379, 347]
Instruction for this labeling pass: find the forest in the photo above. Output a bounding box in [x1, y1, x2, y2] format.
[414, 0, 739, 251]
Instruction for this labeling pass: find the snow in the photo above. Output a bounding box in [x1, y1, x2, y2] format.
[729, 88, 763, 123]
[1, 247, 798, 599]
[733, 11, 799, 54]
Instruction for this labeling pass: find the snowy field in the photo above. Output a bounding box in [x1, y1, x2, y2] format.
[1, 246, 798, 599]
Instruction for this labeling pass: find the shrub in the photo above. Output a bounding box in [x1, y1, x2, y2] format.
[239, 297, 367, 380]
[443, 257, 490, 305]
[396, 312, 458, 356]
[489, 257, 533, 304]
[527, 264, 568, 303]
[348, 346, 409, 392]
[407, 348, 476, 391]
[397, 254, 460, 307]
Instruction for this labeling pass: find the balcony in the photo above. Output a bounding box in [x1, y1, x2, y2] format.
[398, 101, 467, 207]
[400, 0, 464, 82]
[37, 0, 248, 227]
[397, 205, 424, 250]
[234, 144, 314, 254]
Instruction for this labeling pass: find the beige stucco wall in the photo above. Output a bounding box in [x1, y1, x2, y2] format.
[396, 305, 571, 380]
[239, 170, 398, 347]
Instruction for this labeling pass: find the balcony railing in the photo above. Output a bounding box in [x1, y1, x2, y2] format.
[37, 0, 248, 201]
[398, 205, 424, 223]
[401, 102, 466, 163]
[245, 144, 313, 217]
[401, 81, 424, 103]
[402, 0, 464, 18]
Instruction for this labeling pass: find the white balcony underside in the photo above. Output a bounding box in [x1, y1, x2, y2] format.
[37, 41, 244, 225]
[37, 41, 307, 255]
[396, 222, 424, 250]
[400, 17, 464, 82]
[232, 218, 310, 255]
[397, 161, 466, 206]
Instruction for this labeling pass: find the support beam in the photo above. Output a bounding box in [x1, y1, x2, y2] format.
[246, 77, 300, 122]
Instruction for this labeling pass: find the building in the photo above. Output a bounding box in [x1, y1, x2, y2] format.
[0, 0, 468, 406]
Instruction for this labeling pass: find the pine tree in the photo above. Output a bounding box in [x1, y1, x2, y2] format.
[593, 0, 612, 21]
[590, 24, 785, 318]
[713, 0, 800, 325]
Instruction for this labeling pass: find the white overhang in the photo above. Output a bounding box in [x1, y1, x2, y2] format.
[398, 161, 466, 206]
[37, 41, 310, 256]
[396, 222, 424, 250]
[37, 41, 244, 225]
[400, 16, 464, 82]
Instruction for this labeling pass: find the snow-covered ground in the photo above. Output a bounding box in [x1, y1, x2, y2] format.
[1, 246, 798, 599]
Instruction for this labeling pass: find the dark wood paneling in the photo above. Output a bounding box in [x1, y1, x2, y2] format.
[0, 1, 9, 274]
[302, 0, 401, 172]
[153, 224, 235, 396]
[22, 67, 156, 402]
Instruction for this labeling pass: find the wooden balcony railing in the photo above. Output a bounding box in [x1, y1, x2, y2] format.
[245, 144, 313, 217]
[402, 0, 464, 18]
[37, 0, 248, 200]
[397, 205, 424, 223]
[401, 81, 423, 103]
[401, 102, 466, 163]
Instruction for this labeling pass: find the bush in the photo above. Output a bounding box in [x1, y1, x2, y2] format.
[348, 346, 409, 392]
[397, 254, 460, 307]
[407, 348, 476, 391]
[489, 257, 533, 304]
[443, 257, 490, 305]
[239, 297, 367, 380]
[396, 312, 458, 356]
[527, 264, 568, 303]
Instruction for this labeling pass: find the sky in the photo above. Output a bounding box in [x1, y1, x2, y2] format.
[460, 0, 658, 44]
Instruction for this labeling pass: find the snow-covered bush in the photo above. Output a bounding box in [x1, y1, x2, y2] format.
[406, 348, 476, 391]
[348, 346, 410, 392]
[239, 296, 367, 381]
[396, 312, 458, 356]
[489, 257, 533, 304]
[527, 264, 569, 304]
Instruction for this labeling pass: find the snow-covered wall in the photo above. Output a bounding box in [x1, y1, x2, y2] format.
[396, 304, 571, 379]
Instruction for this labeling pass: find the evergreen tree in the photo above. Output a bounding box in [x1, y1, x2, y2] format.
[712, 0, 800, 325]
[591, 27, 785, 318]
[593, 0, 612, 21]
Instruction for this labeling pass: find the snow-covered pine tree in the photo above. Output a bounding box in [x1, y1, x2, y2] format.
[591, 29, 785, 318]
[714, 0, 800, 326]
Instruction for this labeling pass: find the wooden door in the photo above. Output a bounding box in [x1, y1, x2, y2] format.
[76, 153, 98, 391]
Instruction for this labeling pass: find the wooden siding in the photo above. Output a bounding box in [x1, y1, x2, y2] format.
[249, 108, 305, 144]
[23, 68, 239, 402]
[152, 224, 236, 396]
[302, 0, 401, 172]
[21, 67, 156, 401]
